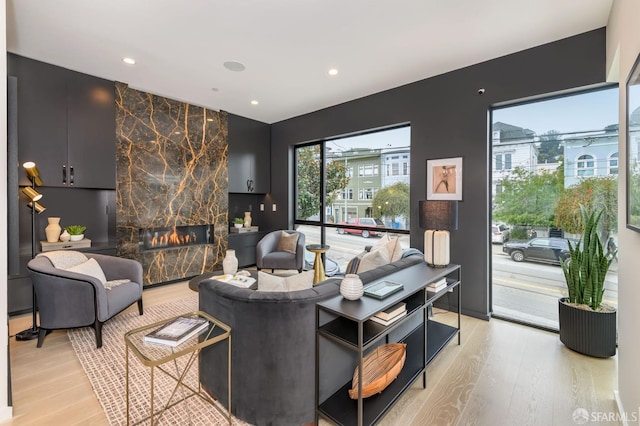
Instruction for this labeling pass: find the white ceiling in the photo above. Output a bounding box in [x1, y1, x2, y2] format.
[6, 0, 613, 124]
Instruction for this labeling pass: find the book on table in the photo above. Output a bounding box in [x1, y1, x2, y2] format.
[211, 273, 256, 288]
[143, 316, 209, 347]
[427, 278, 448, 292]
[369, 310, 407, 326]
[374, 302, 407, 321]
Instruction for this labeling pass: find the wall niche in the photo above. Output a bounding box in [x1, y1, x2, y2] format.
[115, 82, 228, 285]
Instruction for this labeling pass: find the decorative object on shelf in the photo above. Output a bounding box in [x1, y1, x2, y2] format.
[426, 157, 463, 201]
[222, 249, 239, 275]
[419, 200, 458, 267]
[626, 52, 640, 232]
[363, 280, 404, 300]
[233, 217, 244, 229]
[348, 343, 406, 399]
[559, 205, 617, 357]
[340, 274, 364, 300]
[45, 217, 62, 242]
[59, 229, 71, 242]
[65, 225, 86, 241]
[244, 211, 252, 228]
[16, 161, 46, 341]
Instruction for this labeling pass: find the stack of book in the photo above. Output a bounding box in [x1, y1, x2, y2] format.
[369, 302, 407, 326]
[427, 278, 448, 293]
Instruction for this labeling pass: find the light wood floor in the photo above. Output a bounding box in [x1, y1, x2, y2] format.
[2, 281, 619, 426]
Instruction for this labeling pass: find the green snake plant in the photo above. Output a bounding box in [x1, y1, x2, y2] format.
[560, 205, 615, 311]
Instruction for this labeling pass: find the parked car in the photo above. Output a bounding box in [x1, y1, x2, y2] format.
[502, 237, 574, 265]
[491, 224, 510, 244]
[336, 217, 384, 238]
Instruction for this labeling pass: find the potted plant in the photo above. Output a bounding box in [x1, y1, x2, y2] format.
[65, 225, 87, 241]
[233, 218, 244, 229]
[558, 205, 617, 358]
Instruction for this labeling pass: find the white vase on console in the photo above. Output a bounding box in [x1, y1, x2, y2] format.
[223, 249, 238, 275]
[340, 274, 364, 300]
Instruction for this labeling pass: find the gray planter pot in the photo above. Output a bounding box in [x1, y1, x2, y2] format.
[558, 298, 617, 358]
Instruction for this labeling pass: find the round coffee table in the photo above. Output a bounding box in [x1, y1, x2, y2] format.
[188, 270, 259, 291]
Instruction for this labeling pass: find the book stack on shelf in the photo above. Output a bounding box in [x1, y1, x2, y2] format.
[143, 316, 209, 347]
[369, 302, 407, 326]
[427, 277, 448, 293]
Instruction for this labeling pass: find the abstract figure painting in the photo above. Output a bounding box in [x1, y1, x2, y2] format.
[426, 157, 463, 201]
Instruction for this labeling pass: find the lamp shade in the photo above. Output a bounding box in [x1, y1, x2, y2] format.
[419, 200, 458, 231]
[22, 186, 43, 202]
[23, 161, 43, 186]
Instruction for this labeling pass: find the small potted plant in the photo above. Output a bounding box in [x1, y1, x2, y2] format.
[65, 225, 87, 241]
[559, 205, 617, 357]
[233, 218, 244, 229]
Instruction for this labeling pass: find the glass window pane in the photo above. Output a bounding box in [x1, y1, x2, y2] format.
[295, 144, 321, 221]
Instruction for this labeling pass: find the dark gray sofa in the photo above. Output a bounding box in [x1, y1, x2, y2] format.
[198, 252, 423, 426]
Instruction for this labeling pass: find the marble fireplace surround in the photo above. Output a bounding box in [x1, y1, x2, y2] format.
[115, 82, 228, 285]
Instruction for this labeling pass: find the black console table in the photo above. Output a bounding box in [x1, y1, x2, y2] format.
[315, 262, 461, 426]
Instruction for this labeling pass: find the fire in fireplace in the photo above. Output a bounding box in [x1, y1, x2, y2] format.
[139, 225, 214, 251]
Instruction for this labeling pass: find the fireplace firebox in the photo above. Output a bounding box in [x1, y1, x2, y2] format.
[139, 225, 214, 251]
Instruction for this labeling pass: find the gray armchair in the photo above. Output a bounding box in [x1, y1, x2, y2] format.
[27, 252, 144, 348]
[256, 230, 305, 273]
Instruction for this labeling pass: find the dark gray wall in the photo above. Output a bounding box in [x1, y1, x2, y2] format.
[269, 28, 608, 319]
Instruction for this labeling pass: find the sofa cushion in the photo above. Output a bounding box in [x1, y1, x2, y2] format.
[358, 248, 390, 273]
[370, 233, 402, 262]
[276, 231, 299, 254]
[258, 270, 314, 292]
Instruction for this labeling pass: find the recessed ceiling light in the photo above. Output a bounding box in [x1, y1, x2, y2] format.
[251, 100, 259, 106]
[328, 68, 339, 76]
[122, 57, 136, 65]
[224, 61, 246, 72]
[211, 87, 219, 92]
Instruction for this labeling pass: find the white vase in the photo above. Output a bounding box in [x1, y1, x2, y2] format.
[244, 211, 252, 228]
[59, 230, 71, 242]
[45, 217, 62, 243]
[340, 274, 364, 300]
[223, 249, 239, 275]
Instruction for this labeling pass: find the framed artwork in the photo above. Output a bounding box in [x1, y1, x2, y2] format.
[626, 52, 640, 232]
[426, 157, 463, 201]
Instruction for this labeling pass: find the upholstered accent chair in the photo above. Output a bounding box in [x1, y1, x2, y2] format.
[27, 251, 144, 348]
[256, 230, 305, 273]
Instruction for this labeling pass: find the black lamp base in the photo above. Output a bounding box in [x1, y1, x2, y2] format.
[15, 327, 39, 341]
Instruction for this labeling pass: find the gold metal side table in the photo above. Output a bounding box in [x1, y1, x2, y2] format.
[124, 310, 231, 426]
[306, 244, 330, 284]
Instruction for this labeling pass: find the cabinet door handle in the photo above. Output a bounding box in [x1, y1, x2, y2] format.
[62, 165, 67, 185]
[247, 179, 254, 192]
[69, 165, 74, 186]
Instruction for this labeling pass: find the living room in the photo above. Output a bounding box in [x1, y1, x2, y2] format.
[1, 1, 639, 424]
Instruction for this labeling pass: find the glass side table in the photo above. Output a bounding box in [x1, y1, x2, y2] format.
[124, 310, 231, 426]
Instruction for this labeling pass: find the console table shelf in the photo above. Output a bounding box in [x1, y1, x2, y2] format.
[316, 263, 461, 426]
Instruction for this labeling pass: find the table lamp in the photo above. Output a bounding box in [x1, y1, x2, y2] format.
[419, 200, 458, 267]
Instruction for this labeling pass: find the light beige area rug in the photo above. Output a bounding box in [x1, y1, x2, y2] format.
[68, 296, 250, 426]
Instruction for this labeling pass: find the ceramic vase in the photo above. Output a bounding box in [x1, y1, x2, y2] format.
[340, 274, 364, 300]
[244, 211, 252, 228]
[223, 249, 239, 275]
[59, 230, 71, 242]
[45, 217, 62, 243]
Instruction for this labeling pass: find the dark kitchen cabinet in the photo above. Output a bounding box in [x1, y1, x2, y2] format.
[8, 53, 116, 189]
[227, 113, 270, 193]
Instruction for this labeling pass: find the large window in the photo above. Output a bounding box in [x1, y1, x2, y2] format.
[294, 126, 411, 272]
[491, 87, 618, 330]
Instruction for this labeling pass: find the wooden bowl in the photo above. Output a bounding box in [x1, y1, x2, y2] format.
[348, 342, 406, 399]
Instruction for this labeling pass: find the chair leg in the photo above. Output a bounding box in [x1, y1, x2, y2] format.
[272, 269, 275, 273]
[298, 268, 303, 273]
[36, 328, 48, 348]
[94, 321, 103, 348]
[137, 298, 144, 315]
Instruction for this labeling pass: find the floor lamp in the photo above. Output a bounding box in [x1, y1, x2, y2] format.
[419, 200, 458, 267]
[15, 162, 45, 341]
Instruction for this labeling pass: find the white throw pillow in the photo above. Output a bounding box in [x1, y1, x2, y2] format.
[65, 258, 107, 284]
[358, 248, 390, 273]
[369, 233, 402, 263]
[258, 270, 314, 292]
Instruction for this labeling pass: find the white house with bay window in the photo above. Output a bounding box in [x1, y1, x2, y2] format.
[563, 125, 618, 187]
[491, 122, 539, 199]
